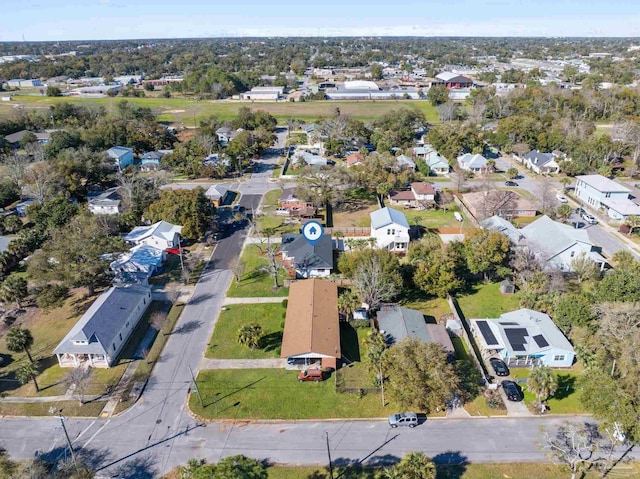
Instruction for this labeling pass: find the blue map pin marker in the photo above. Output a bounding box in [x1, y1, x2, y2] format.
[302, 220, 324, 245]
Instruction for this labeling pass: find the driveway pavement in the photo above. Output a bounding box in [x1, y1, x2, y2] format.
[199, 358, 285, 370]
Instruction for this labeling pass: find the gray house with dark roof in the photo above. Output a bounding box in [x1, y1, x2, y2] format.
[54, 285, 152, 368]
[281, 233, 334, 278]
[522, 150, 561, 174]
[377, 304, 454, 355]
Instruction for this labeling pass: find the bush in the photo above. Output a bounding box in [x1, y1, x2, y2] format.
[281, 299, 288, 308]
[349, 319, 370, 329]
[36, 284, 69, 310]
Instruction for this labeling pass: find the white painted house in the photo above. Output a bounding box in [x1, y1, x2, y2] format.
[521, 150, 562, 174]
[471, 309, 576, 367]
[520, 215, 607, 271]
[370, 207, 410, 253]
[54, 285, 152, 368]
[124, 221, 182, 249]
[575, 175, 640, 221]
[457, 153, 488, 173]
[88, 187, 122, 215]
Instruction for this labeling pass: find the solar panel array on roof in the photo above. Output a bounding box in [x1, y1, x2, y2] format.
[505, 328, 529, 351]
[533, 334, 549, 348]
[477, 320, 499, 346]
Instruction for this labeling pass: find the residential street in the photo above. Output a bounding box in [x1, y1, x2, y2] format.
[0, 131, 638, 478]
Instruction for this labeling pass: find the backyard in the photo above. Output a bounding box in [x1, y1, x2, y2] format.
[226, 245, 289, 297]
[206, 303, 286, 359]
[455, 282, 522, 320]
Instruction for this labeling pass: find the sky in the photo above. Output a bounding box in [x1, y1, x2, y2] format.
[1, 0, 640, 41]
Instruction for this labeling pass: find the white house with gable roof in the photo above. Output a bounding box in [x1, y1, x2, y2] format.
[370, 207, 410, 253]
[124, 221, 182, 249]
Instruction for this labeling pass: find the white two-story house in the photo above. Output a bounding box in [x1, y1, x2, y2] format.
[124, 221, 183, 249]
[575, 175, 640, 221]
[370, 207, 410, 253]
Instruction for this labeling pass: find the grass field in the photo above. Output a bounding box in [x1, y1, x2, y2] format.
[190, 368, 398, 420]
[226, 245, 289, 297]
[0, 399, 106, 417]
[206, 303, 286, 359]
[264, 463, 640, 479]
[398, 294, 451, 323]
[455, 282, 521, 320]
[0, 94, 440, 125]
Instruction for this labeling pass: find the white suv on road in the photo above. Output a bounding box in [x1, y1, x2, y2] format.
[581, 212, 597, 224]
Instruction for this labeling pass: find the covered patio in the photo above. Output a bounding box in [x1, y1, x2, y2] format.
[56, 352, 109, 368]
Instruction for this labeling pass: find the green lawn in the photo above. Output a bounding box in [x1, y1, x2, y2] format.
[206, 303, 286, 359]
[404, 207, 466, 231]
[0, 94, 440, 124]
[455, 282, 521, 320]
[190, 368, 398, 420]
[0, 400, 106, 417]
[262, 188, 283, 208]
[264, 463, 640, 479]
[510, 367, 586, 415]
[399, 294, 451, 323]
[226, 245, 289, 297]
[463, 393, 507, 417]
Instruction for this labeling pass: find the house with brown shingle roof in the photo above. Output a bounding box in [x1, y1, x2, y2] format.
[345, 152, 365, 167]
[280, 279, 341, 370]
[388, 182, 437, 209]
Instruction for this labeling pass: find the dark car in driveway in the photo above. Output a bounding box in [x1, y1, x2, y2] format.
[502, 380, 523, 402]
[489, 358, 510, 377]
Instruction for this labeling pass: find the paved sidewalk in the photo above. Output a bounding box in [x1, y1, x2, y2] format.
[223, 297, 286, 305]
[99, 359, 141, 417]
[199, 358, 285, 370]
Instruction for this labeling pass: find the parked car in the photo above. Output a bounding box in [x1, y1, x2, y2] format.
[297, 369, 324, 382]
[165, 247, 182, 255]
[489, 358, 510, 377]
[388, 412, 418, 428]
[232, 205, 245, 213]
[581, 212, 597, 224]
[556, 193, 568, 203]
[505, 180, 518, 187]
[575, 207, 585, 215]
[502, 380, 523, 402]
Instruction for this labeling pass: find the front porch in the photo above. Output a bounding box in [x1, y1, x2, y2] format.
[56, 352, 110, 368]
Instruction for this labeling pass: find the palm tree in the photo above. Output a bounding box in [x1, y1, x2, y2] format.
[365, 331, 387, 406]
[559, 176, 572, 192]
[384, 452, 436, 479]
[337, 290, 360, 319]
[6, 327, 35, 363]
[624, 215, 640, 236]
[556, 204, 572, 222]
[0, 275, 28, 308]
[15, 362, 40, 393]
[528, 366, 558, 410]
[237, 323, 263, 349]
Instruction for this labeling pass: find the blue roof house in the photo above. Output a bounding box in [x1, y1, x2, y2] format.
[107, 146, 134, 170]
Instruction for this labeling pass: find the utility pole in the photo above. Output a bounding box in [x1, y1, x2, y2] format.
[325, 431, 334, 479]
[54, 415, 80, 475]
[178, 235, 186, 281]
[188, 365, 204, 408]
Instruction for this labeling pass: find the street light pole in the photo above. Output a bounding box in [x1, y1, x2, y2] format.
[325, 431, 334, 479]
[54, 415, 80, 475]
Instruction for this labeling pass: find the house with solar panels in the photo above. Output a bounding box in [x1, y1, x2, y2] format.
[470, 309, 575, 367]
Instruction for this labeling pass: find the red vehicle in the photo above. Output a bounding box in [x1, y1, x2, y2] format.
[297, 369, 325, 382]
[165, 247, 183, 255]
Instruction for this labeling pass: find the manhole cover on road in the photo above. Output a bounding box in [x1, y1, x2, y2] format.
[156, 419, 163, 424]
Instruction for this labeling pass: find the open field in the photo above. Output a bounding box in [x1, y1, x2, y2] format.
[0, 94, 440, 125]
[190, 368, 399, 420]
[206, 303, 286, 359]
